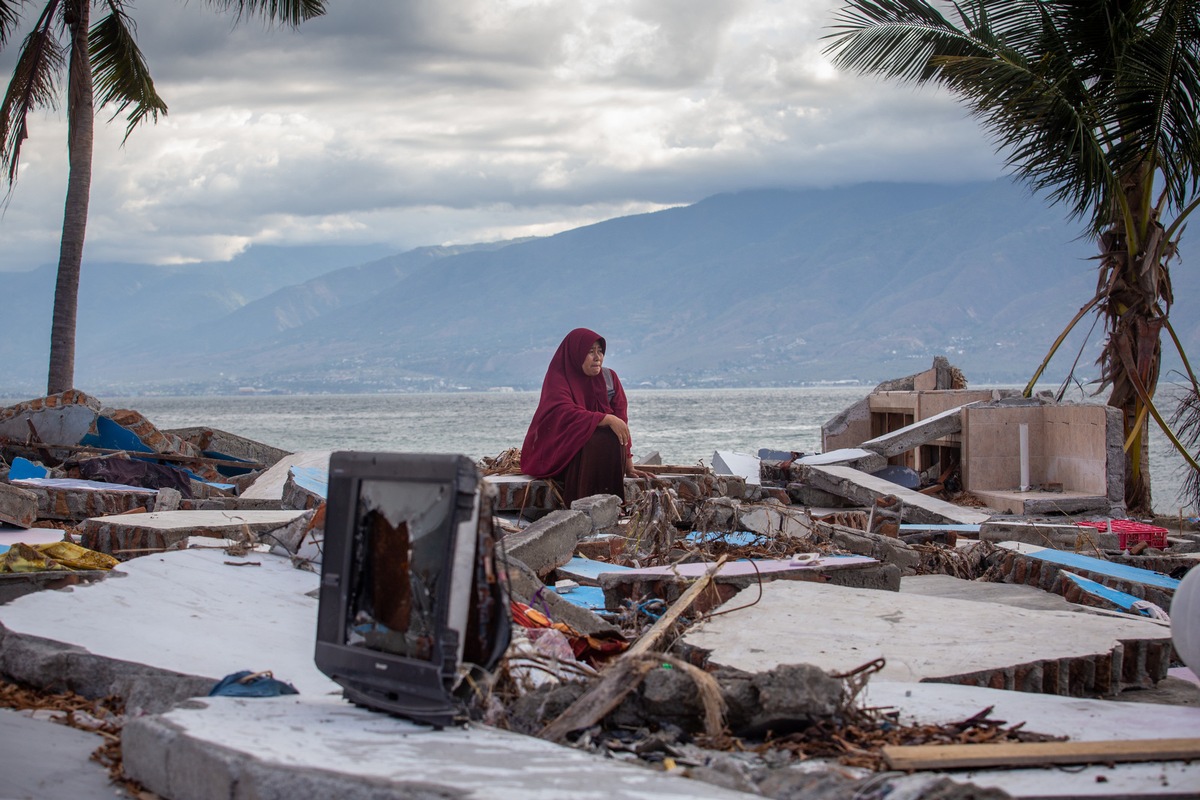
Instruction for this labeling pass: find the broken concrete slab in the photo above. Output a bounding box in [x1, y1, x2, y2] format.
[607, 661, 846, 739]
[899, 574, 1085, 613]
[122, 694, 760, 800]
[0, 569, 110, 606]
[556, 555, 635, 587]
[861, 682, 1200, 799]
[797, 448, 888, 473]
[0, 525, 63, 547]
[808, 519, 923, 574]
[635, 450, 663, 466]
[0, 548, 333, 706]
[0, 390, 102, 454]
[152, 486, 182, 512]
[1059, 571, 1164, 617]
[0, 708, 126, 800]
[0, 481, 37, 528]
[570, 493, 621, 535]
[181, 496, 286, 512]
[712, 450, 761, 486]
[599, 555, 899, 611]
[167, 426, 289, 474]
[499, 509, 589, 578]
[238, 451, 329, 501]
[756, 449, 887, 487]
[13, 477, 159, 522]
[801, 464, 993, 525]
[80, 509, 309, 560]
[736, 501, 813, 539]
[261, 508, 320, 561]
[684, 580, 1172, 695]
[85, 407, 205, 461]
[486, 474, 560, 515]
[2, 542, 737, 800]
[1107, 551, 1200, 579]
[505, 556, 618, 636]
[992, 542, 1179, 614]
[972, 489, 1115, 517]
[980, 519, 1114, 550]
[282, 464, 327, 510]
[784, 482, 848, 507]
[860, 402, 979, 458]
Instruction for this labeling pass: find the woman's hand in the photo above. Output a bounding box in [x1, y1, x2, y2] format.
[601, 414, 631, 447]
[625, 456, 654, 480]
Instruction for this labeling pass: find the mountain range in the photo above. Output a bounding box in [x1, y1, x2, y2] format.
[5, 179, 1197, 396]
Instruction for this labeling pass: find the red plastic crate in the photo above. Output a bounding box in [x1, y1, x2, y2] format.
[1075, 519, 1168, 549]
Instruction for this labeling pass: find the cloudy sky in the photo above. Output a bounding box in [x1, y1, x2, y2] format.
[0, 0, 1007, 272]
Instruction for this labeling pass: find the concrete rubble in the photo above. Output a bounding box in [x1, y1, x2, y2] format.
[1, 368, 1198, 800]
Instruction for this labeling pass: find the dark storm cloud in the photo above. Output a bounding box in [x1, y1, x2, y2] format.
[1, 0, 1004, 271]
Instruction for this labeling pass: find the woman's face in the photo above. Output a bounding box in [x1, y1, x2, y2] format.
[581, 340, 604, 377]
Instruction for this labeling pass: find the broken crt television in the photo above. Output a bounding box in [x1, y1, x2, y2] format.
[315, 452, 510, 727]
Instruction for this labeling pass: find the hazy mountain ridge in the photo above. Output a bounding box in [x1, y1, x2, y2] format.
[6, 180, 1197, 396]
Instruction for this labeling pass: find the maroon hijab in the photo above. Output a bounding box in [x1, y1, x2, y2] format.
[520, 328, 628, 478]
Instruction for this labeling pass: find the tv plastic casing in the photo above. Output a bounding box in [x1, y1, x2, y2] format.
[315, 452, 509, 727]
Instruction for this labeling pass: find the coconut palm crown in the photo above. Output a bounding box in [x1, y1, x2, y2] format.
[1, 0, 326, 396]
[824, 0, 1200, 513]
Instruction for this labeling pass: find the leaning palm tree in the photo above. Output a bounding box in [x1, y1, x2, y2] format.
[824, 0, 1200, 513]
[1, 0, 326, 396]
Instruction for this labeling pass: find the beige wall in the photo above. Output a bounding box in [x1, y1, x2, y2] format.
[962, 404, 1109, 494]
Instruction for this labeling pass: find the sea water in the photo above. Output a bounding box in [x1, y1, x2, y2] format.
[113, 386, 1196, 513]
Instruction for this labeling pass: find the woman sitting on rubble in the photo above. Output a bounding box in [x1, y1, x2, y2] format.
[520, 328, 652, 505]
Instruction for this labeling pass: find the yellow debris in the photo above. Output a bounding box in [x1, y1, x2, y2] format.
[0, 541, 118, 573]
[0, 543, 67, 573]
[35, 541, 120, 571]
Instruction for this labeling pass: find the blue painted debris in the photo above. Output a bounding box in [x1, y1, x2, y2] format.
[1061, 571, 1165, 618]
[8, 457, 47, 481]
[80, 416, 154, 454]
[202, 450, 258, 478]
[77, 417, 233, 490]
[290, 466, 329, 500]
[557, 556, 634, 585]
[551, 585, 607, 611]
[1011, 546, 1179, 591]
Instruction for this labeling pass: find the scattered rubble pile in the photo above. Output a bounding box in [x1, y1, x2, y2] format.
[0, 678, 133, 790]
[2, 373, 1199, 800]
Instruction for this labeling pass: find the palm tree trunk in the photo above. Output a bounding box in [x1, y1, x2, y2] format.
[47, 0, 93, 395]
[1099, 166, 1172, 515]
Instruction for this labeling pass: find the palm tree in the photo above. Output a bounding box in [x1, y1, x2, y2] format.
[1, 0, 326, 396]
[824, 0, 1200, 513]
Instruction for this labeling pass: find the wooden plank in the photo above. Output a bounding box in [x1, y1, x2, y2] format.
[883, 738, 1200, 771]
[625, 554, 728, 658]
[637, 464, 709, 475]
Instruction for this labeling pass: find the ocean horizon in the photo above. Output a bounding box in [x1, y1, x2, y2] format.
[109, 385, 1197, 516]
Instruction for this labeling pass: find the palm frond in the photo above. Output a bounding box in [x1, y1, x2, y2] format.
[1, 8, 65, 186]
[1, 0, 24, 48]
[207, 0, 327, 28]
[824, 0, 1200, 236]
[1121, 0, 1200, 211]
[825, 1, 982, 82]
[90, 4, 168, 140]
